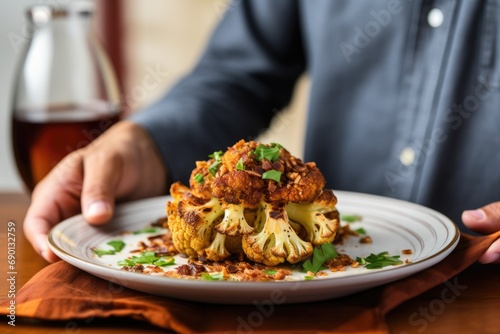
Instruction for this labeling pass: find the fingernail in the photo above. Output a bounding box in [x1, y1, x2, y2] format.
[463, 209, 487, 222]
[87, 200, 112, 218]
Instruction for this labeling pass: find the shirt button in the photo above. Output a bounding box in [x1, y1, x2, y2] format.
[427, 8, 444, 28]
[400, 147, 415, 166]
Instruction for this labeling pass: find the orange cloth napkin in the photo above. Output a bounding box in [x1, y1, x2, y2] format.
[2, 232, 499, 334]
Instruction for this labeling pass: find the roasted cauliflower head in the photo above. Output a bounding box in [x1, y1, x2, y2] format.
[166, 140, 339, 266]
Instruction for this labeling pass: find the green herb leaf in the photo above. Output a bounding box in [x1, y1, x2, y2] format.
[208, 150, 224, 175]
[262, 170, 282, 182]
[263, 269, 277, 275]
[117, 258, 136, 266]
[117, 252, 175, 267]
[304, 275, 314, 280]
[354, 228, 367, 235]
[117, 251, 160, 266]
[132, 227, 159, 234]
[208, 150, 224, 161]
[201, 272, 223, 281]
[302, 243, 338, 274]
[107, 240, 126, 252]
[154, 257, 176, 267]
[236, 158, 245, 171]
[254, 143, 282, 162]
[340, 214, 363, 223]
[92, 248, 116, 257]
[92, 240, 126, 257]
[270, 142, 283, 149]
[194, 173, 204, 184]
[133, 251, 158, 264]
[356, 252, 403, 270]
[208, 160, 221, 176]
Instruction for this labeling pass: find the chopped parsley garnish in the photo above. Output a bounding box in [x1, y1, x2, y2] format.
[152, 257, 176, 267]
[208, 150, 224, 160]
[92, 249, 117, 257]
[354, 227, 367, 235]
[132, 227, 159, 234]
[117, 251, 176, 267]
[107, 240, 126, 252]
[304, 275, 314, 280]
[356, 252, 403, 269]
[341, 214, 363, 223]
[302, 243, 338, 274]
[129, 251, 157, 264]
[92, 240, 126, 257]
[236, 158, 245, 171]
[262, 170, 282, 182]
[263, 269, 277, 275]
[201, 272, 223, 281]
[208, 150, 224, 175]
[194, 173, 204, 184]
[254, 143, 282, 162]
[117, 258, 135, 266]
[208, 161, 221, 176]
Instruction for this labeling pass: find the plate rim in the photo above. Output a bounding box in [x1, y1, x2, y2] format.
[48, 191, 460, 301]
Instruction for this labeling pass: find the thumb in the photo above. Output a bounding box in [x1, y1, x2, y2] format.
[81, 151, 122, 225]
[462, 202, 500, 234]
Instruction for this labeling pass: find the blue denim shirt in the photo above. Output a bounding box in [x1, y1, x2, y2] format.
[132, 0, 500, 230]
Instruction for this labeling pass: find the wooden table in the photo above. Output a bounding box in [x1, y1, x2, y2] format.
[0, 192, 499, 333]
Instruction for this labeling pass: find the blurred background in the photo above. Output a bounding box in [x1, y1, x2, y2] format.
[0, 0, 308, 192]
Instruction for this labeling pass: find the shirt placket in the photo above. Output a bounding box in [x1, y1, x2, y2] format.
[385, 0, 457, 201]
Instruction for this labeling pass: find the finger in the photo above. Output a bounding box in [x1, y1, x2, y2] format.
[462, 202, 500, 234]
[24, 200, 67, 263]
[478, 238, 500, 264]
[80, 149, 123, 225]
[24, 155, 84, 262]
[23, 211, 57, 262]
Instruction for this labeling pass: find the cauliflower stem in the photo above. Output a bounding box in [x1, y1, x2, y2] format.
[214, 203, 254, 236]
[242, 203, 313, 266]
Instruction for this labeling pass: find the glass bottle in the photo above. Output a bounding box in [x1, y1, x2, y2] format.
[11, 2, 122, 191]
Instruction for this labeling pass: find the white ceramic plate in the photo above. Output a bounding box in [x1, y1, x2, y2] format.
[48, 191, 459, 304]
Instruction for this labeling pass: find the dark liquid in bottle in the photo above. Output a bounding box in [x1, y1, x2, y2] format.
[12, 106, 121, 190]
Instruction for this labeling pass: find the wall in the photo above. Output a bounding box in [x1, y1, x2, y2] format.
[0, 0, 308, 191]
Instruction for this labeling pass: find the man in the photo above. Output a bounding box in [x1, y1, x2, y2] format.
[24, 0, 500, 263]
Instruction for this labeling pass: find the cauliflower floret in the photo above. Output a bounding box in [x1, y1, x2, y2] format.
[242, 203, 313, 266]
[204, 231, 230, 261]
[212, 171, 264, 207]
[286, 189, 339, 245]
[188, 160, 215, 199]
[170, 181, 190, 202]
[166, 140, 338, 266]
[167, 183, 223, 257]
[264, 148, 325, 203]
[222, 139, 259, 173]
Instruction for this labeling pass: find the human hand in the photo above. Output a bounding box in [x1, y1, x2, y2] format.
[23, 121, 167, 262]
[462, 202, 500, 264]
